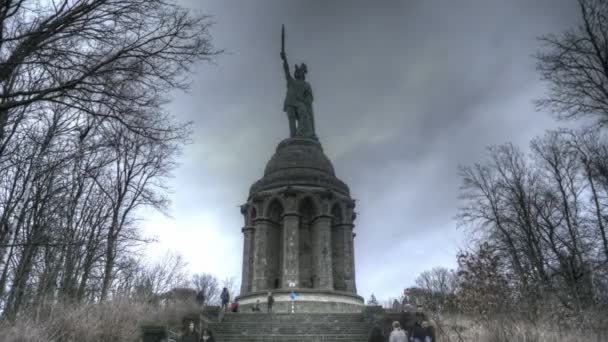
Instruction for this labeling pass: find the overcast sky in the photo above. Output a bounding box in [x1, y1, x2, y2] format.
[141, 0, 579, 302]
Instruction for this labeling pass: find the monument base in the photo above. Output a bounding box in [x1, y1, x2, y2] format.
[236, 289, 364, 313]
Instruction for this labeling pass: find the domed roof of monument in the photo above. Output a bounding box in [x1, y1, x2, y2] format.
[263, 138, 335, 176]
[249, 137, 350, 196]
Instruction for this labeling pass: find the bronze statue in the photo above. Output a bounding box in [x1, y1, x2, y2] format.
[281, 25, 316, 139]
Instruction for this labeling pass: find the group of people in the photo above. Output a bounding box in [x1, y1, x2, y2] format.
[251, 291, 275, 313]
[368, 320, 433, 342]
[220, 288, 276, 314]
[199, 287, 276, 315]
[216, 287, 240, 313]
[181, 321, 215, 342]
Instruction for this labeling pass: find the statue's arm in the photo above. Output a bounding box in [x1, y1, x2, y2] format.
[281, 52, 292, 81]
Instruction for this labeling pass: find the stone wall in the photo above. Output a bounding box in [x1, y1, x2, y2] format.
[244, 188, 357, 295]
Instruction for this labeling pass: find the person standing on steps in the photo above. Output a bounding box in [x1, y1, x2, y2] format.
[220, 287, 230, 312]
[389, 321, 407, 342]
[267, 291, 275, 313]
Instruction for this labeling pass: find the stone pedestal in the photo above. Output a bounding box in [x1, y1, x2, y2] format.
[237, 137, 361, 312]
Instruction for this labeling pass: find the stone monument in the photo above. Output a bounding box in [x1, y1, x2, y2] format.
[280, 24, 316, 140]
[235, 26, 364, 313]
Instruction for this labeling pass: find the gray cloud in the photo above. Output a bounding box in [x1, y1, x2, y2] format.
[143, 0, 579, 301]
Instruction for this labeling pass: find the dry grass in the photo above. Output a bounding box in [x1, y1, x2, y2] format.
[0, 299, 200, 342]
[435, 314, 608, 342]
[3, 301, 606, 342]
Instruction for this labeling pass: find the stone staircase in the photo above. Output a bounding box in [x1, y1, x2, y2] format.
[207, 313, 373, 342]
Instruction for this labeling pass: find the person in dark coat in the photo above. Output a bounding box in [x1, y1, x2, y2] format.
[368, 324, 385, 342]
[421, 321, 434, 342]
[220, 287, 229, 312]
[410, 321, 427, 342]
[196, 290, 205, 311]
[267, 291, 275, 313]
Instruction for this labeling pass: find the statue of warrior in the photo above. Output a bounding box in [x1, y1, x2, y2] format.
[280, 25, 316, 139]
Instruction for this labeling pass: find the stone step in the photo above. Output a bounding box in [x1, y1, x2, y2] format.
[221, 313, 366, 322]
[210, 327, 370, 335]
[210, 321, 371, 327]
[208, 313, 372, 342]
[214, 321, 367, 328]
[211, 334, 369, 342]
[218, 318, 367, 325]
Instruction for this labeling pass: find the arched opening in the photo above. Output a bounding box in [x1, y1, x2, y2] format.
[267, 199, 283, 222]
[245, 206, 257, 227]
[266, 199, 284, 289]
[298, 197, 316, 288]
[331, 203, 343, 222]
[331, 203, 346, 291]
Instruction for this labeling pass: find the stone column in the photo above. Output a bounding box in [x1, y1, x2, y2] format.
[240, 226, 254, 294]
[332, 223, 351, 291]
[281, 190, 299, 288]
[346, 231, 357, 293]
[251, 218, 270, 292]
[311, 215, 333, 290]
[343, 200, 357, 293]
[344, 228, 357, 293]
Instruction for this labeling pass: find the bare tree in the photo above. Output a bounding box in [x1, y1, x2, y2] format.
[535, 0, 608, 127]
[458, 143, 551, 306]
[416, 268, 457, 295]
[93, 123, 184, 301]
[0, 0, 220, 318]
[457, 129, 608, 325]
[456, 243, 510, 317]
[191, 273, 220, 306]
[563, 128, 608, 261]
[413, 266, 458, 337]
[144, 252, 190, 297]
[0, 0, 219, 147]
[113, 252, 189, 301]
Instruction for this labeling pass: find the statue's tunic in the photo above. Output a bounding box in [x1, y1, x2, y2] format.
[284, 77, 314, 137]
[283, 77, 313, 111]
